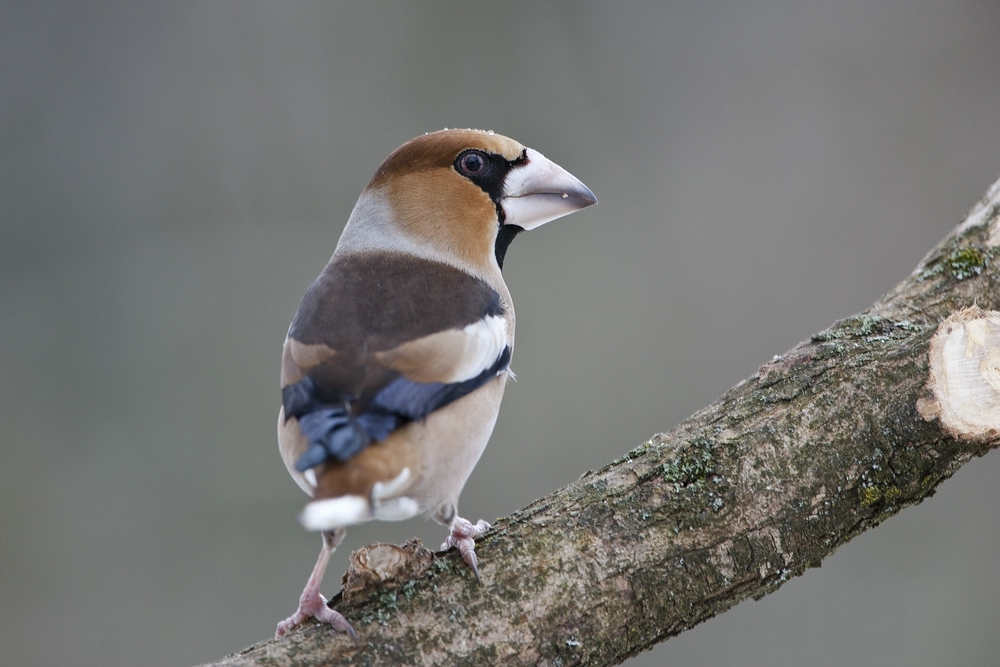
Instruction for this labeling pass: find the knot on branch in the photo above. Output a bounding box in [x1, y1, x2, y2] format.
[342, 538, 433, 601]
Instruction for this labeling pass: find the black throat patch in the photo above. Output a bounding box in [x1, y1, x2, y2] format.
[494, 224, 524, 270]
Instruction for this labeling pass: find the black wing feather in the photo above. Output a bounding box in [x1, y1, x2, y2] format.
[287, 347, 511, 471]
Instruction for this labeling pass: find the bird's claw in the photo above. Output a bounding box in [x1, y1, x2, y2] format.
[275, 590, 358, 645]
[441, 517, 491, 583]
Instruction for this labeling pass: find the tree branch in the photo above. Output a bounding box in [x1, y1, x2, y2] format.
[202, 176, 1000, 667]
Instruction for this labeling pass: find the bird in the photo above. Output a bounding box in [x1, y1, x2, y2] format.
[273, 128, 596, 640]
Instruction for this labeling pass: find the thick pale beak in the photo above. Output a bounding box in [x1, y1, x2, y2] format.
[501, 148, 597, 230]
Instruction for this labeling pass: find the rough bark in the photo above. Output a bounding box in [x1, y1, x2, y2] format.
[202, 176, 1000, 667]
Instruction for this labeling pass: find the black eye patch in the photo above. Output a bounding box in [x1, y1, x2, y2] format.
[453, 149, 511, 204]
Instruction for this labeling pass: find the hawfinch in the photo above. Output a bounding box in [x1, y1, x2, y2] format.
[274, 128, 596, 640]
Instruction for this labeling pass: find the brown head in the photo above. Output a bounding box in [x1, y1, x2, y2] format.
[352, 128, 596, 273]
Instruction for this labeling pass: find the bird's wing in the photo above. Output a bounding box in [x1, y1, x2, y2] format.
[280, 251, 510, 471]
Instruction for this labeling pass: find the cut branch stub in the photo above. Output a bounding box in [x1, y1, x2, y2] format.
[919, 307, 1000, 443]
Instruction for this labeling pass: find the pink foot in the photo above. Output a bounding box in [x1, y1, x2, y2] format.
[440, 517, 491, 583]
[275, 587, 357, 643]
[275, 528, 358, 644]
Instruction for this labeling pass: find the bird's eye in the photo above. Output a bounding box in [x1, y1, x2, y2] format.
[457, 150, 487, 176]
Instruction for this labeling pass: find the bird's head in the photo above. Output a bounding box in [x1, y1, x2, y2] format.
[349, 128, 596, 272]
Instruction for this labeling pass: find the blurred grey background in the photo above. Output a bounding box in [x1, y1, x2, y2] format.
[2, 2, 999, 666]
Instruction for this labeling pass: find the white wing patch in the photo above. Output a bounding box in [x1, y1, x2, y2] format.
[375, 314, 508, 384]
[455, 314, 508, 381]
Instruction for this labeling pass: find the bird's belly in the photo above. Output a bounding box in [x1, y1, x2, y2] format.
[404, 373, 507, 517]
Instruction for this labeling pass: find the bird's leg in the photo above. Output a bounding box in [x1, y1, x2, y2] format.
[275, 527, 358, 643]
[440, 516, 491, 583]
